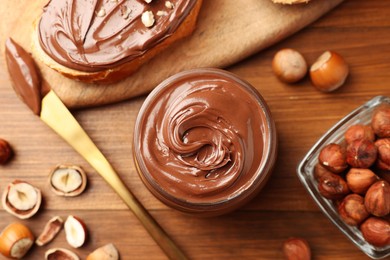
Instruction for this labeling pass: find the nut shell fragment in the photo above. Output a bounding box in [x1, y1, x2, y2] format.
[45, 248, 80, 260]
[1, 180, 42, 219]
[49, 165, 87, 197]
[36, 216, 64, 246]
[87, 243, 119, 260]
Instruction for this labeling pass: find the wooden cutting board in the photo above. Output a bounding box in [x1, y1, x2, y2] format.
[1, 0, 343, 108]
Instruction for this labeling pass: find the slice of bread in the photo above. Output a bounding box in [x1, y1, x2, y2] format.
[32, 0, 203, 84]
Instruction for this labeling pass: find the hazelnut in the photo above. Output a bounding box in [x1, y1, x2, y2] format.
[1, 180, 42, 219]
[313, 163, 334, 181]
[64, 215, 88, 248]
[49, 165, 87, 197]
[282, 237, 311, 260]
[317, 171, 350, 200]
[45, 248, 80, 260]
[36, 216, 64, 246]
[0, 138, 13, 165]
[346, 139, 377, 168]
[360, 217, 390, 247]
[345, 168, 379, 195]
[364, 180, 390, 217]
[310, 51, 349, 92]
[272, 48, 308, 83]
[371, 104, 390, 138]
[338, 194, 369, 226]
[344, 124, 375, 144]
[0, 222, 35, 259]
[318, 143, 348, 174]
[375, 138, 390, 171]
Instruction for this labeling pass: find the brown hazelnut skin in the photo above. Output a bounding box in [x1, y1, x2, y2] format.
[0, 138, 12, 165]
[346, 139, 378, 168]
[272, 48, 308, 84]
[338, 194, 369, 226]
[345, 168, 379, 195]
[344, 124, 375, 144]
[364, 180, 390, 217]
[317, 171, 350, 200]
[360, 217, 390, 247]
[375, 138, 390, 171]
[371, 104, 390, 138]
[313, 163, 335, 182]
[318, 143, 348, 174]
[282, 237, 311, 260]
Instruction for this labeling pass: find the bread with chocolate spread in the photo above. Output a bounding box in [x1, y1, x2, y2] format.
[32, 0, 202, 83]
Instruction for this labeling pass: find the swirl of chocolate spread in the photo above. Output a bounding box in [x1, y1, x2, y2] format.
[37, 0, 198, 72]
[134, 69, 277, 215]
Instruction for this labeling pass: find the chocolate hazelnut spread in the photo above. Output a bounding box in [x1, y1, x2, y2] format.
[134, 69, 277, 215]
[5, 38, 42, 115]
[37, 0, 198, 72]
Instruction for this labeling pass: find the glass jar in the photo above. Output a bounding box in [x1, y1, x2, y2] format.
[133, 68, 277, 216]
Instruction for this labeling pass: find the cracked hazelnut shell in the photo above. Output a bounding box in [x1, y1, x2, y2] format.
[87, 243, 119, 260]
[1, 180, 42, 219]
[45, 248, 80, 260]
[36, 216, 64, 246]
[49, 165, 87, 197]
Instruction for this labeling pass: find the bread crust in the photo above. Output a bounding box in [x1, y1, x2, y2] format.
[32, 0, 203, 84]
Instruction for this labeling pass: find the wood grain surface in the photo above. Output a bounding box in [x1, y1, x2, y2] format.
[1, 0, 390, 259]
[0, 0, 342, 108]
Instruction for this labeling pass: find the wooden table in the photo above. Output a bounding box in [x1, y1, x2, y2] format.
[0, 1, 389, 259]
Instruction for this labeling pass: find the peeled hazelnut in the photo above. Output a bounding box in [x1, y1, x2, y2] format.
[0, 138, 13, 165]
[64, 215, 88, 248]
[49, 165, 87, 197]
[318, 143, 348, 174]
[375, 138, 390, 171]
[364, 180, 390, 217]
[345, 168, 379, 195]
[0, 222, 35, 259]
[338, 194, 369, 226]
[371, 104, 390, 138]
[317, 171, 350, 200]
[87, 243, 119, 260]
[272, 48, 308, 83]
[346, 139, 377, 168]
[360, 217, 390, 247]
[313, 163, 334, 181]
[45, 248, 80, 260]
[282, 237, 311, 260]
[1, 180, 42, 219]
[310, 51, 349, 92]
[36, 216, 64, 246]
[344, 124, 375, 144]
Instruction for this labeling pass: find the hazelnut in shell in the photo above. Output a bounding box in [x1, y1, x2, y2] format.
[272, 48, 308, 83]
[49, 165, 87, 197]
[345, 168, 379, 195]
[0, 222, 35, 259]
[282, 237, 311, 260]
[375, 138, 390, 171]
[317, 171, 350, 200]
[1, 180, 42, 219]
[344, 124, 375, 144]
[360, 217, 390, 247]
[364, 180, 390, 217]
[346, 139, 377, 169]
[338, 194, 369, 226]
[0, 138, 13, 165]
[318, 143, 348, 174]
[371, 104, 390, 138]
[310, 51, 349, 92]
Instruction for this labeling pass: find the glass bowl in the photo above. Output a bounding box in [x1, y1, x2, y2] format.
[297, 95, 390, 259]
